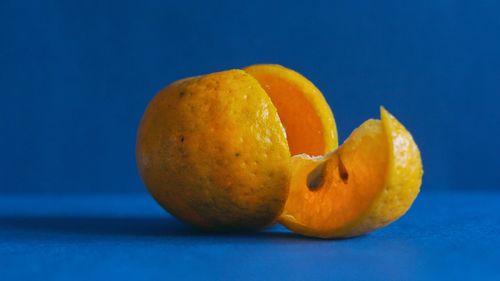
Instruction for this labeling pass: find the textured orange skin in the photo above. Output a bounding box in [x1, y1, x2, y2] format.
[137, 65, 337, 230]
[137, 70, 291, 230]
[280, 108, 423, 238]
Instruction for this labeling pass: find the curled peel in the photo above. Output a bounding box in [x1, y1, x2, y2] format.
[279, 107, 423, 238]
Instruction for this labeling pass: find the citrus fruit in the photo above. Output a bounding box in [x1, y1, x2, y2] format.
[136, 65, 336, 230]
[279, 107, 423, 238]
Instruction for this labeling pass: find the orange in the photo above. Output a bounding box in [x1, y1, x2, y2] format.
[136, 65, 336, 230]
[136, 64, 423, 237]
[280, 107, 423, 238]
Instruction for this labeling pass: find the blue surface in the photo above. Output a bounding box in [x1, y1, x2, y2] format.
[1, 1, 499, 278]
[1, 191, 499, 281]
[1, 0, 500, 193]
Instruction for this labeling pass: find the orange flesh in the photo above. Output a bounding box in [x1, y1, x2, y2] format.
[283, 120, 388, 230]
[250, 74, 326, 156]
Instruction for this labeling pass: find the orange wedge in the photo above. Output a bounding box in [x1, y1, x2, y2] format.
[280, 107, 423, 238]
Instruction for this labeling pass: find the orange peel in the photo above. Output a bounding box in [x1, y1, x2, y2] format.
[280, 107, 423, 238]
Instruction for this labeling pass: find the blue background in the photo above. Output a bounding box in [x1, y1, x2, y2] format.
[1, 0, 499, 193]
[1, 1, 500, 280]
[1, 192, 499, 280]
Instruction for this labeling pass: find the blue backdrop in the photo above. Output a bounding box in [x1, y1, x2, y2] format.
[1, 0, 499, 193]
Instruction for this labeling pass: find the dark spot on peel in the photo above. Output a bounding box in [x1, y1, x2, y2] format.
[307, 162, 326, 191]
[235, 152, 240, 157]
[338, 155, 349, 184]
[180, 136, 185, 142]
[179, 91, 185, 97]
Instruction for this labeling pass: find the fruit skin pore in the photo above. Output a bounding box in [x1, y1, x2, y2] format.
[136, 69, 291, 230]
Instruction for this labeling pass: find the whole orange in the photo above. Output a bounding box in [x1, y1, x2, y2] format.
[136, 65, 336, 230]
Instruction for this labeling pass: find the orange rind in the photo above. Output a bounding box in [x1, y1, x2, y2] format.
[280, 107, 423, 238]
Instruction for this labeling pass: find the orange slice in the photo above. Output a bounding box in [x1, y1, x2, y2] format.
[279, 107, 423, 238]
